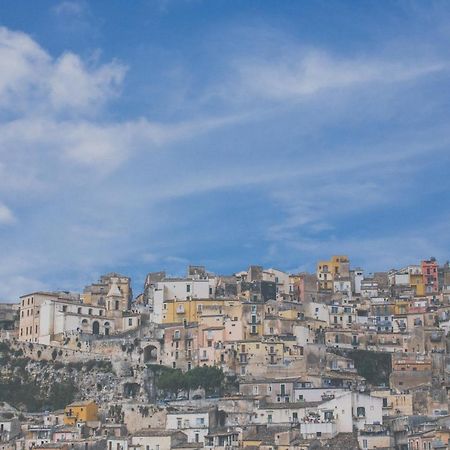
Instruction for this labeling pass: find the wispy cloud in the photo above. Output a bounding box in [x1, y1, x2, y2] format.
[52, 1, 85, 18]
[235, 50, 446, 101]
[0, 9, 450, 301]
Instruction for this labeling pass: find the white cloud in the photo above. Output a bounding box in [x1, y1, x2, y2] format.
[0, 203, 16, 225]
[0, 26, 126, 117]
[233, 49, 446, 102]
[49, 53, 125, 114]
[52, 1, 85, 17]
[0, 22, 449, 301]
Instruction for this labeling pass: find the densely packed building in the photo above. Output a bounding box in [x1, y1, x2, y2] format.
[2, 256, 450, 449]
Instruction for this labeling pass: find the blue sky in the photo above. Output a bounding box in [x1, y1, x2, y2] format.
[1, 0, 450, 300]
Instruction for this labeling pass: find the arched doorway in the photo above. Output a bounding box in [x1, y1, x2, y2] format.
[92, 321, 100, 335]
[104, 322, 110, 336]
[143, 345, 158, 363]
[81, 319, 89, 332]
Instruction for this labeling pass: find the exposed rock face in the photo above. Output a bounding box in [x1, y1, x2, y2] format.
[0, 343, 120, 411]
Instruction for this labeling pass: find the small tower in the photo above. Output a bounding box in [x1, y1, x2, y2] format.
[106, 278, 123, 317]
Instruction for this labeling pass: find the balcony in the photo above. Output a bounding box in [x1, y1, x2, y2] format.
[300, 421, 337, 438]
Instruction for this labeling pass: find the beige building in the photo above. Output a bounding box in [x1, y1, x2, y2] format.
[317, 255, 350, 291]
[82, 273, 132, 311]
[19, 292, 78, 343]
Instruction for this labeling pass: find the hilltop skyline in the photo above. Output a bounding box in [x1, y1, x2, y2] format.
[1, 1, 450, 300]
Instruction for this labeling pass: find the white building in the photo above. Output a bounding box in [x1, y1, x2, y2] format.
[253, 391, 382, 435]
[351, 269, 364, 294]
[39, 298, 110, 345]
[166, 409, 211, 443]
[152, 278, 216, 324]
[333, 278, 352, 299]
[21, 281, 140, 345]
[107, 437, 128, 450]
[265, 268, 291, 298]
[130, 429, 189, 450]
[0, 419, 20, 442]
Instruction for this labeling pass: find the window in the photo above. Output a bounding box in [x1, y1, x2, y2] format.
[186, 284, 191, 293]
[356, 406, 365, 417]
[128, 318, 132, 326]
[268, 414, 272, 423]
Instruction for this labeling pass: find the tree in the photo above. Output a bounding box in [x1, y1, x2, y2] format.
[185, 366, 224, 395]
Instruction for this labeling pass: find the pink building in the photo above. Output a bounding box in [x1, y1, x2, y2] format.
[421, 258, 439, 294]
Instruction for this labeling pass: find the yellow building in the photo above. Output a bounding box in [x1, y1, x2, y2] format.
[162, 298, 231, 324]
[371, 389, 413, 416]
[393, 300, 409, 315]
[410, 273, 425, 296]
[64, 401, 98, 425]
[317, 256, 350, 291]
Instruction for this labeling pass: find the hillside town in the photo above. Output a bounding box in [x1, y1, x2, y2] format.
[1, 256, 450, 450]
